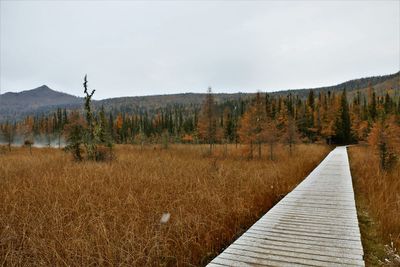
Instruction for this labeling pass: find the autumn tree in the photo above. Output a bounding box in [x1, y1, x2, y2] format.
[282, 115, 299, 155]
[238, 108, 255, 158]
[4, 76, 399, 150]
[320, 92, 336, 144]
[368, 115, 400, 170]
[197, 87, 218, 154]
[0, 121, 15, 152]
[238, 93, 267, 159]
[264, 119, 279, 160]
[299, 90, 318, 141]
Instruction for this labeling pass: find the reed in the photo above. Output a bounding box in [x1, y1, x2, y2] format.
[0, 144, 329, 266]
[349, 145, 400, 264]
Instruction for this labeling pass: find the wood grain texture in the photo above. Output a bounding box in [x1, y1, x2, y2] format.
[207, 146, 365, 267]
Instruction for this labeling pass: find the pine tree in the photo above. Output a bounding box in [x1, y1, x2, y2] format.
[307, 90, 315, 112]
[64, 111, 85, 161]
[65, 76, 113, 161]
[83, 75, 97, 159]
[222, 107, 234, 142]
[334, 89, 352, 144]
[98, 105, 113, 151]
[369, 88, 377, 121]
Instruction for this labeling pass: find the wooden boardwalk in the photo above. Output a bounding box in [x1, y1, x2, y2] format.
[207, 146, 365, 267]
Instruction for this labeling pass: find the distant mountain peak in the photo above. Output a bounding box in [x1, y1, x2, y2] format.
[29, 85, 54, 95]
[0, 85, 82, 122]
[37, 85, 51, 90]
[0, 71, 398, 123]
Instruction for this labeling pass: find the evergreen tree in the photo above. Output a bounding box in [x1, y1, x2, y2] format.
[65, 76, 113, 161]
[98, 105, 113, 149]
[82, 75, 97, 159]
[334, 89, 352, 144]
[369, 89, 377, 121]
[65, 111, 85, 161]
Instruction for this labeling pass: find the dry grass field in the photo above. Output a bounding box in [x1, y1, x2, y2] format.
[0, 144, 329, 266]
[349, 146, 400, 265]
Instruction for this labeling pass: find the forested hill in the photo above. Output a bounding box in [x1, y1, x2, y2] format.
[272, 71, 399, 98]
[0, 85, 82, 122]
[0, 71, 398, 122]
[98, 72, 399, 114]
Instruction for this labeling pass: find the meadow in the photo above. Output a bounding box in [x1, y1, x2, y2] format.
[0, 144, 329, 266]
[349, 146, 400, 265]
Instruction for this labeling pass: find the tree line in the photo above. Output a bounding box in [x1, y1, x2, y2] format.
[1, 83, 399, 167]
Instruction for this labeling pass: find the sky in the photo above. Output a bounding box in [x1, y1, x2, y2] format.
[0, 0, 399, 100]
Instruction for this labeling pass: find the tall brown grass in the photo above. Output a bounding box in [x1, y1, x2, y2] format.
[0, 144, 329, 266]
[349, 146, 400, 261]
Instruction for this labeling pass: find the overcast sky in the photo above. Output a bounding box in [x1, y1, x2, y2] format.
[0, 0, 399, 99]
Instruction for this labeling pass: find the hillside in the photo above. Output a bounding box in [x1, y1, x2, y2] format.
[0, 85, 82, 121]
[96, 92, 253, 115]
[0, 72, 398, 122]
[98, 72, 399, 114]
[272, 71, 399, 98]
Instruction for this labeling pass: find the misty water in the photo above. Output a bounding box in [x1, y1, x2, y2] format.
[0, 136, 66, 148]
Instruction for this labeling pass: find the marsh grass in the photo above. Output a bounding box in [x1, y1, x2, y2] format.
[349, 145, 400, 266]
[0, 144, 329, 266]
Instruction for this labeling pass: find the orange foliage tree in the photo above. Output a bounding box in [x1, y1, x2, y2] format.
[238, 93, 270, 159]
[197, 87, 218, 154]
[368, 115, 400, 170]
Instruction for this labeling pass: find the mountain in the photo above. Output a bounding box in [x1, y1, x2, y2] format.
[95, 71, 399, 114]
[0, 85, 82, 121]
[0, 72, 399, 122]
[271, 72, 399, 98]
[96, 92, 252, 114]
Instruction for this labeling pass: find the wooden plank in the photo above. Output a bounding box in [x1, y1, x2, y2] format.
[227, 244, 365, 266]
[242, 232, 363, 252]
[254, 218, 361, 233]
[238, 236, 364, 259]
[252, 223, 361, 238]
[223, 247, 363, 267]
[243, 226, 358, 242]
[267, 209, 358, 219]
[247, 226, 361, 242]
[207, 146, 365, 266]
